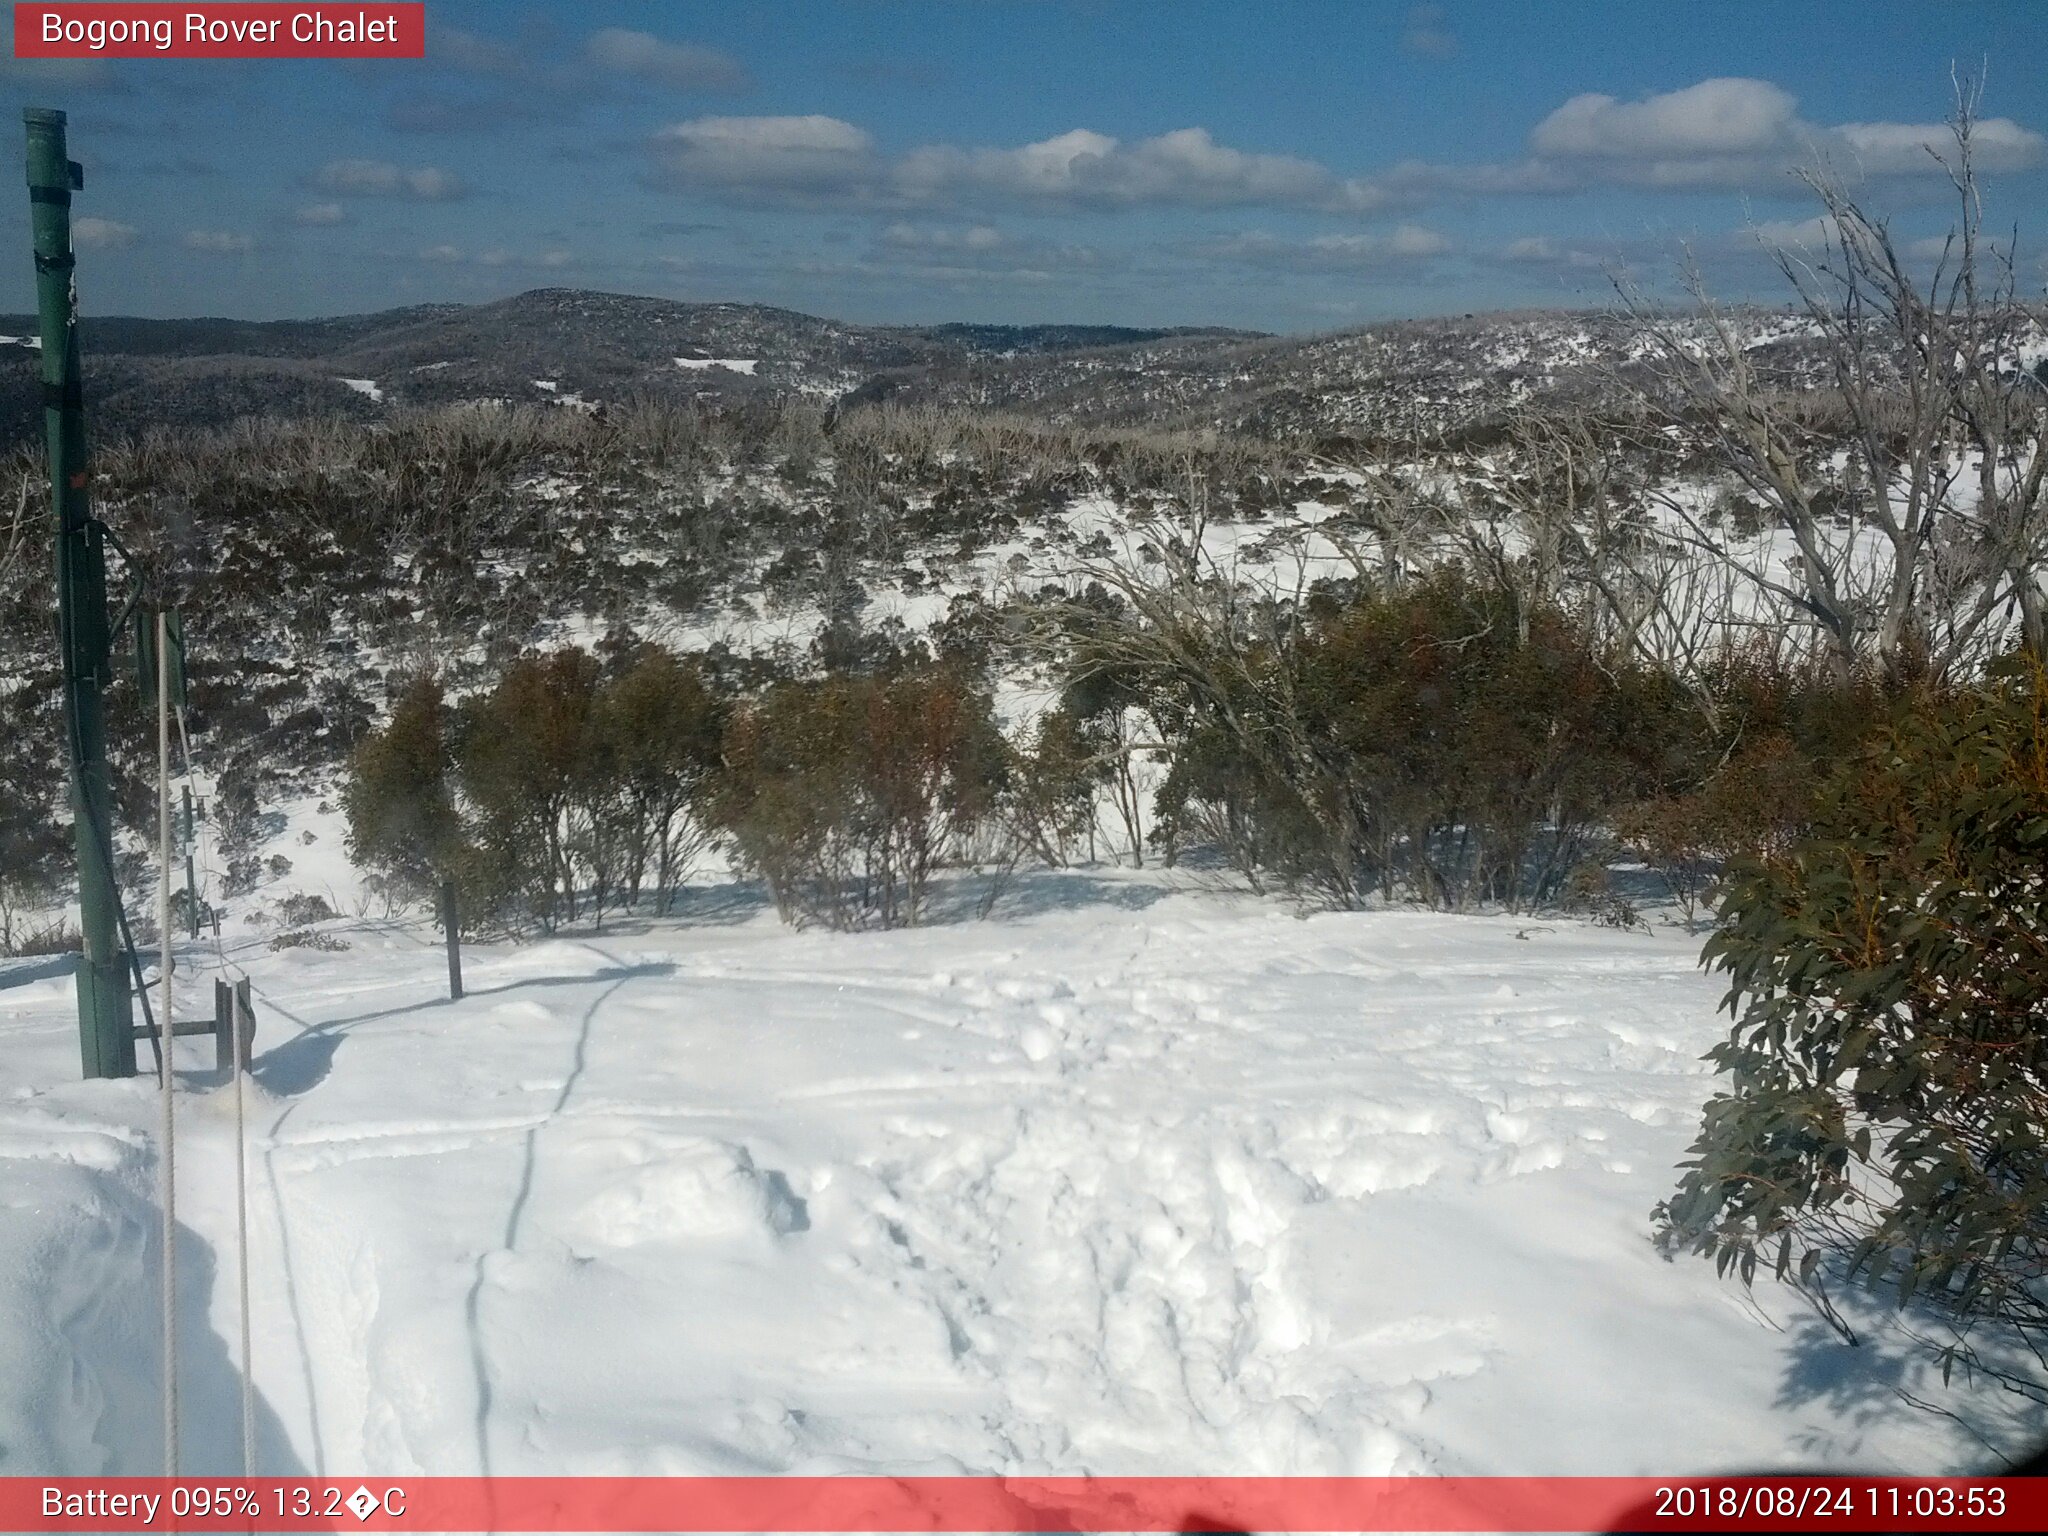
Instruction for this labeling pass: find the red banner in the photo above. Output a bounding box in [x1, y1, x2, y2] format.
[0, 1476, 2040, 1533]
[11, 4, 423, 59]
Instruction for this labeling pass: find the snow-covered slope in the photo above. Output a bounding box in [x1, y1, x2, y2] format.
[1, 873, 2032, 1479]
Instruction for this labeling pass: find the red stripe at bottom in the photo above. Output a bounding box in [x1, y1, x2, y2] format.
[4, 1476, 2038, 1532]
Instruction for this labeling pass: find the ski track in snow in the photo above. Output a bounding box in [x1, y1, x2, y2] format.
[1, 872, 2038, 1480]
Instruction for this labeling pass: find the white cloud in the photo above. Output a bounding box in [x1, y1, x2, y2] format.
[1533, 78, 1800, 163]
[1835, 116, 2046, 176]
[1383, 223, 1452, 257]
[881, 222, 1011, 253]
[869, 222, 1106, 281]
[183, 229, 252, 254]
[648, 116, 880, 201]
[1401, 4, 1457, 58]
[1523, 78, 2045, 190]
[641, 81, 2042, 223]
[1381, 79, 2045, 204]
[313, 159, 467, 201]
[1377, 157, 1573, 199]
[1492, 234, 1613, 269]
[1205, 224, 1451, 270]
[294, 202, 347, 226]
[1751, 214, 1842, 249]
[585, 28, 747, 91]
[426, 245, 577, 270]
[72, 217, 138, 249]
[648, 118, 1385, 212]
[897, 126, 1384, 211]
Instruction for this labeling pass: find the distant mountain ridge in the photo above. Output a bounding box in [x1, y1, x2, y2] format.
[0, 284, 1881, 450]
[0, 288, 1262, 447]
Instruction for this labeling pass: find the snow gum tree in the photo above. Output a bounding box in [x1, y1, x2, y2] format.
[457, 649, 604, 931]
[1657, 658, 2048, 1402]
[341, 673, 461, 900]
[715, 668, 1008, 929]
[344, 645, 732, 934]
[592, 646, 727, 913]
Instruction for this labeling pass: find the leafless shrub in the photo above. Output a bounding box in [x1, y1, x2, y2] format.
[1618, 80, 2047, 682]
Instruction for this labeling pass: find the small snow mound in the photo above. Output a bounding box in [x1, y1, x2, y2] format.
[674, 357, 758, 376]
[337, 377, 384, 402]
[562, 1132, 806, 1248]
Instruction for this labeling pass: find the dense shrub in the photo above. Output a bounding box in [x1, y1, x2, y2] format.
[457, 648, 605, 930]
[1148, 570, 1690, 909]
[715, 668, 1007, 928]
[592, 645, 729, 913]
[1619, 735, 1812, 927]
[1008, 706, 1107, 867]
[343, 645, 727, 934]
[341, 674, 461, 900]
[1656, 659, 2048, 1397]
[1618, 654, 1928, 925]
[0, 685, 66, 955]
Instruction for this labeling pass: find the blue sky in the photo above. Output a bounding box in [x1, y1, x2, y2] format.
[2, 1, 2044, 331]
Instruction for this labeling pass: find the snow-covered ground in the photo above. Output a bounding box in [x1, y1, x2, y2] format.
[2, 870, 2035, 1482]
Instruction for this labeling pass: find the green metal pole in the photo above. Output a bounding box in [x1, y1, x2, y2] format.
[26, 108, 134, 1079]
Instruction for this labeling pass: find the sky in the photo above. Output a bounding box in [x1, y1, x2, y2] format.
[0, 0, 2044, 333]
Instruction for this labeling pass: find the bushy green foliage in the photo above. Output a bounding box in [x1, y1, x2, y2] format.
[1150, 570, 1688, 909]
[1656, 660, 2048, 1396]
[341, 674, 460, 899]
[1619, 654, 1914, 925]
[457, 649, 604, 930]
[592, 645, 729, 913]
[1619, 735, 1812, 926]
[1008, 706, 1106, 867]
[343, 645, 727, 934]
[0, 689, 64, 900]
[715, 668, 1007, 929]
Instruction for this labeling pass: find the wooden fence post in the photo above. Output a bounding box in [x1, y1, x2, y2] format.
[234, 978, 254, 1072]
[213, 978, 230, 1073]
[441, 879, 463, 1001]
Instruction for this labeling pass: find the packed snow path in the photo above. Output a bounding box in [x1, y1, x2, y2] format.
[0, 874, 2033, 1479]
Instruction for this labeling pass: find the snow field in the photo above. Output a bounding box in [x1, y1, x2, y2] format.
[2, 870, 2033, 1485]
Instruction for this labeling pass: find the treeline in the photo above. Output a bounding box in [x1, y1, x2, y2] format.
[346, 640, 1072, 933]
[1043, 561, 1941, 918]
[342, 563, 1960, 935]
[0, 393, 1302, 947]
[346, 645, 726, 933]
